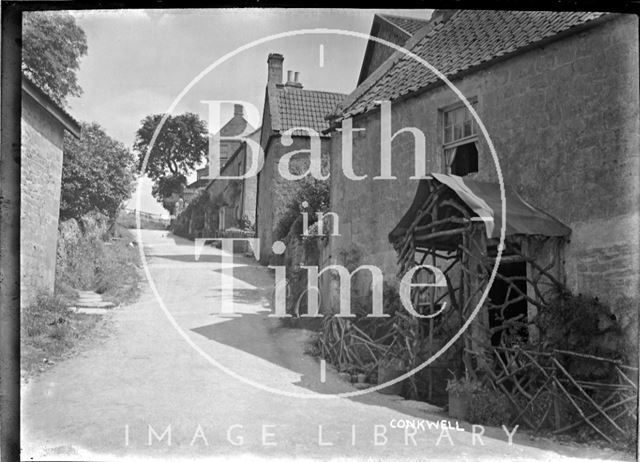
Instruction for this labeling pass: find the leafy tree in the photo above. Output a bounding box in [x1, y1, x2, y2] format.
[22, 11, 88, 107]
[134, 112, 208, 213]
[61, 122, 137, 221]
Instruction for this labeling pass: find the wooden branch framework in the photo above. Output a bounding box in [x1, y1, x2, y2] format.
[388, 181, 638, 441]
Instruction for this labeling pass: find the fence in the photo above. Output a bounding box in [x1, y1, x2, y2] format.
[472, 346, 638, 444]
[122, 209, 170, 224]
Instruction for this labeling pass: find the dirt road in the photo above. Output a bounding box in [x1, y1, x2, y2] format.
[21, 230, 632, 461]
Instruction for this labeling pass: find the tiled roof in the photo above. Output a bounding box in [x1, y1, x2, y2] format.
[340, 10, 609, 119]
[271, 85, 346, 137]
[380, 14, 430, 35]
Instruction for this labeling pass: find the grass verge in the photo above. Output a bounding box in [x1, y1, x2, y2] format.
[21, 222, 142, 377]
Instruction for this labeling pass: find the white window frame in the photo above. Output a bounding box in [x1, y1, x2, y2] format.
[441, 100, 479, 175]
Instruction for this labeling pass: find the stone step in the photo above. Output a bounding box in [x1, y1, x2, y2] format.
[67, 307, 110, 315]
[76, 300, 115, 308]
[77, 291, 101, 297]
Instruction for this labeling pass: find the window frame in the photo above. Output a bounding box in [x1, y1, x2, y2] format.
[440, 98, 479, 175]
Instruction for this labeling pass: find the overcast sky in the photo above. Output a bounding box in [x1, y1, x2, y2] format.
[63, 8, 432, 216]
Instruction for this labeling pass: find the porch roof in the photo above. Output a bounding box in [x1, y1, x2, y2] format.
[388, 173, 571, 244]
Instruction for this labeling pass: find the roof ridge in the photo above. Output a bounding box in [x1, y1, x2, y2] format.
[22, 73, 82, 137]
[378, 13, 431, 36]
[330, 15, 445, 121]
[378, 13, 430, 23]
[337, 10, 610, 121]
[279, 86, 348, 97]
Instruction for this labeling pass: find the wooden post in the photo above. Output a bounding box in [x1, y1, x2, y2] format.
[468, 224, 490, 372]
[552, 353, 561, 430]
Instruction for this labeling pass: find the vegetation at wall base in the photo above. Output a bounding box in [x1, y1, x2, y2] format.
[22, 215, 142, 377]
[21, 293, 103, 377]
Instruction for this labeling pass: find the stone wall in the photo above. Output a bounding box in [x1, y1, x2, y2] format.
[256, 135, 331, 263]
[327, 15, 639, 319]
[20, 91, 66, 306]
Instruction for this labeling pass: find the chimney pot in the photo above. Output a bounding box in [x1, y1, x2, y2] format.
[267, 53, 284, 84]
[284, 70, 303, 89]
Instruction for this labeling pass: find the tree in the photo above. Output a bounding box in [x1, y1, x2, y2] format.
[61, 122, 137, 221]
[134, 112, 209, 213]
[22, 11, 88, 107]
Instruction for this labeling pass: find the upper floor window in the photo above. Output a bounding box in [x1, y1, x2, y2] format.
[443, 103, 478, 177]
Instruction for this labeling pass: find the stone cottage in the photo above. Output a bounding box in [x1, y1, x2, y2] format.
[256, 53, 346, 263]
[182, 103, 251, 205]
[204, 126, 261, 233]
[21, 75, 81, 306]
[325, 10, 638, 350]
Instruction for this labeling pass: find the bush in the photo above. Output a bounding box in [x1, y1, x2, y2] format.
[61, 122, 136, 221]
[467, 388, 513, 426]
[21, 292, 101, 374]
[446, 375, 485, 395]
[273, 177, 329, 242]
[56, 212, 140, 302]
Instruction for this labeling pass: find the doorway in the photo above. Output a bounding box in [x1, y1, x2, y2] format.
[488, 261, 528, 347]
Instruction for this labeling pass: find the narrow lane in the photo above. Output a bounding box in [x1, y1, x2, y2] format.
[21, 230, 631, 461]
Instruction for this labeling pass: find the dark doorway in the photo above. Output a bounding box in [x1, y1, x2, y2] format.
[488, 261, 528, 346]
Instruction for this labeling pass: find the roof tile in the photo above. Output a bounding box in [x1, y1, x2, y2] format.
[340, 10, 607, 118]
[274, 86, 346, 136]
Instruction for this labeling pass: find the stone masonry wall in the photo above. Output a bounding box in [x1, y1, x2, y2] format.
[328, 15, 639, 317]
[20, 92, 65, 307]
[257, 136, 331, 263]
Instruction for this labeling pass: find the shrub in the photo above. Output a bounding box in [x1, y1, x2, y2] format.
[446, 375, 485, 395]
[56, 213, 140, 302]
[468, 389, 512, 426]
[273, 177, 329, 242]
[21, 292, 101, 374]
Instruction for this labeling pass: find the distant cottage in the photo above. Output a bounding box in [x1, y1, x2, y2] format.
[204, 125, 261, 234]
[182, 104, 252, 206]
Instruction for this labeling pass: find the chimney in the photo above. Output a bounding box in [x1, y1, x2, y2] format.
[284, 70, 303, 89]
[267, 53, 284, 84]
[234, 103, 244, 117]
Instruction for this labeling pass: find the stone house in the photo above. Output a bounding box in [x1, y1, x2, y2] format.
[204, 126, 261, 233]
[21, 76, 81, 306]
[182, 103, 251, 206]
[256, 53, 346, 263]
[325, 10, 638, 354]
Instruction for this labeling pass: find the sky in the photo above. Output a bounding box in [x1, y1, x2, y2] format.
[63, 8, 433, 217]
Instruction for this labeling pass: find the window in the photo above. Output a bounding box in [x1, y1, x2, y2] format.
[443, 103, 478, 177]
[218, 208, 226, 231]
